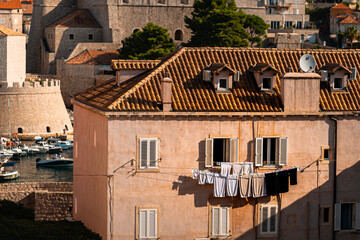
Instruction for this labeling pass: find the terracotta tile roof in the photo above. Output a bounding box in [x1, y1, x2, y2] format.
[66, 50, 120, 65]
[204, 63, 236, 74]
[339, 15, 360, 24]
[111, 59, 161, 70]
[0, 25, 25, 36]
[249, 63, 278, 73]
[74, 47, 360, 112]
[332, 3, 351, 10]
[0, 1, 21, 9]
[21, 3, 32, 14]
[46, 9, 101, 28]
[319, 63, 352, 74]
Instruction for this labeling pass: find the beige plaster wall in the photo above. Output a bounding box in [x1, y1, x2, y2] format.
[73, 104, 109, 239]
[6, 35, 26, 86]
[0, 9, 23, 33]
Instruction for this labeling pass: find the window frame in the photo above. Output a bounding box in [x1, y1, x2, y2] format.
[136, 206, 159, 239]
[88, 33, 93, 41]
[261, 77, 272, 90]
[321, 146, 332, 161]
[205, 136, 239, 168]
[333, 77, 344, 90]
[335, 202, 359, 231]
[260, 205, 278, 235]
[139, 138, 158, 170]
[210, 206, 231, 237]
[69, 33, 74, 40]
[320, 205, 332, 225]
[137, 135, 160, 172]
[255, 136, 288, 167]
[218, 78, 228, 91]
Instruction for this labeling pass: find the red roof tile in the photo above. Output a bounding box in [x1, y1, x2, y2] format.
[74, 47, 360, 112]
[111, 60, 161, 70]
[339, 15, 360, 24]
[0, 1, 21, 9]
[332, 3, 351, 10]
[47, 9, 101, 28]
[66, 50, 120, 65]
[21, 3, 32, 14]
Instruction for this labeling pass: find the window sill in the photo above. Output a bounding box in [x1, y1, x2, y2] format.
[216, 90, 231, 94]
[337, 229, 359, 233]
[259, 232, 278, 237]
[136, 168, 160, 173]
[257, 165, 282, 171]
[331, 89, 347, 93]
[260, 89, 276, 94]
[210, 235, 231, 239]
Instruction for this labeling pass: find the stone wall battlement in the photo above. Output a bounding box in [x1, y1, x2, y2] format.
[0, 79, 61, 93]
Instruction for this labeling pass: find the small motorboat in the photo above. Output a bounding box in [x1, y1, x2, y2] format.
[0, 150, 13, 159]
[0, 158, 19, 180]
[54, 141, 72, 150]
[36, 154, 73, 167]
[48, 145, 62, 154]
[27, 146, 40, 155]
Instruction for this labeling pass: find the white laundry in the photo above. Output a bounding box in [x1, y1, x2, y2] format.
[191, 169, 199, 180]
[198, 172, 206, 185]
[221, 162, 232, 177]
[239, 175, 252, 198]
[232, 163, 243, 176]
[243, 162, 254, 175]
[214, 173, 226, 197]
[252, 173, 267, 198]
[206, 172, 214, 184]
[226, 174, 239, 197]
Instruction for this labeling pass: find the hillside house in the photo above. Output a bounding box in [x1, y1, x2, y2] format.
[72, 47, 360, 240]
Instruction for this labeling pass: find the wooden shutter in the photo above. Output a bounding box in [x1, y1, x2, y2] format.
[139, 210, 147, 238]
[212, 207, 219, 236]
[220, 208, 229, 236]
[234, 71, 240, 82]
[278, 137, 288, 166]
[205, 138, 213, 168]
[140, 139, 148, 169]
[334, 203, 341, 231]
[356, 203, 360, 230]
[148, 210, 157, 238]
[255, 138, 263, 167]
[230, 138, 239, 163]
[350, 67, 357, 79]
[149, 139, 157, 168]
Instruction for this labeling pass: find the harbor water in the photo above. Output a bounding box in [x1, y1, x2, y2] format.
[2, 148, 73, 183]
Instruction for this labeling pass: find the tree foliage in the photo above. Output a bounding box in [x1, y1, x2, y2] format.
[185, 0, 250, 47]
[345, 26, 359, 48]
[119, 22, 175, 60]
[244, 14, 268, 47]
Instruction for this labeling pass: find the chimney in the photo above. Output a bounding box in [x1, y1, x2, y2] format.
[116, 71, 121, 86]
[280, 72, 321, 113]
[161, 73, 173, 112]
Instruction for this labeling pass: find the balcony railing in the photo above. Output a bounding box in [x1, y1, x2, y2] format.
[265, 1, 291, 8]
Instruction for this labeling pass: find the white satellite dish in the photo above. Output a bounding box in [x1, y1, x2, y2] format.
[299, 54, 316, 73]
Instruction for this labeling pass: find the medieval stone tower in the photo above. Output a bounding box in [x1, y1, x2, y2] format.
[0, 25, 72, 136]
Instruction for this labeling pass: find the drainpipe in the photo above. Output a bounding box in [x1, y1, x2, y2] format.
[329, 116, 337, 240]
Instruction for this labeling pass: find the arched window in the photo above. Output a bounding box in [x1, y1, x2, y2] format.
[175, 29, 183, 41]
[18, 128, 23, 134]
[65, 125, 68, 131]
[46, 126, 51, 133]
[133, 28, 140, 34]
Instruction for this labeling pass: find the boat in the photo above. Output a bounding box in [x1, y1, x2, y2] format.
[0, 150, 13, 159]
[36, 154, 73, 167]
[0, 158, 19, 180]
[54, 141, 72, 150]
[48, 145, 62, 154]
[27, 146, 40, 155]
[35, 141, 51, 153]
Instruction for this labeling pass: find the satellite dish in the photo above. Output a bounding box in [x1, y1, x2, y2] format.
[299, 54, 316, 73]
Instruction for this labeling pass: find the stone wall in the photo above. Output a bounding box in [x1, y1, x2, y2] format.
[0, 182, 73, 221]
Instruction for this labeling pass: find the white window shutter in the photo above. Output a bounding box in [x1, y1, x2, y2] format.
[149, 139, 157, 167]
[140, 140, 148, 169]
[148, 210, 157, 238]
[278, 137, 288, 166]
[205, 138, 213, 168]
[230, 138, 239, 163]
[350, 67, 356, 79]
[356, 203, 360, 230]
[255, 138, 263, 167]
[234, 71, 240, 82]
[212, 207, 219, 236]
[220, 208, 229, 236]
[139, 210, 147, 238]
[334, 203, 341, 231]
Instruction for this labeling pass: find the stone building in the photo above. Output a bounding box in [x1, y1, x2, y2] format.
[0, 1, 23, 33]
[27, 0, 316, 74]
[0, 25, 72, 136]
[72, 47, 360, 239]
[330, 3, 360, 36]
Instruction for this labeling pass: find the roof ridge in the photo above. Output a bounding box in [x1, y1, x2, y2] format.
[107, 48, 187, 109]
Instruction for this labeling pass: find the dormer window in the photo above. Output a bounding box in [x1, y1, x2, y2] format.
[319, 63, 351, 91]
[203, 63, 236, 92]
[249, 63, 278, 92]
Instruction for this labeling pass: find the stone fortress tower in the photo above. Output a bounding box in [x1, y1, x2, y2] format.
[0, 25, 72, 136]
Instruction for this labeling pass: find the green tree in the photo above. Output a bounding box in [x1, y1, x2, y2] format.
[119, 22, 175, 60]
[244, 14, 268, 47]
[345, 26, 359, 48]
[185, 0, 249, 47]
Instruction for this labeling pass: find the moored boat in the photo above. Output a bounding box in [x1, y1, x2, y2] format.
[36, 154, 73, 167]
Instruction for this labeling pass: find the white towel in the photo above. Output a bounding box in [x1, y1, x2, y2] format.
[239, 175, 252, 198]
[214, 173, 226, 197]
[206, 172, 214, 184]
[221, 162, 232, 177]
[243, 162, 254, 175]
[198, 172, 206, 185]
[226, 174, 238, 197]
[232, 163, 243, 176]
[191, 169, 199, 180]
[252, 173, 267, 198]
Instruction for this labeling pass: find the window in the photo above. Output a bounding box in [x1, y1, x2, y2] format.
[18, 128, 23, 134]
[211, 207, 230, 237]
[320, 206, 331, 224]
[271, 21, 280, 29]
[158, 0, 165, 4]
[69, 34, 74, 40]
[174, 29, 183, 41]
[123, 0, 129, 3]
[65, 125, 68, 131]
[139, 138, 158, 169]
[88, 34, 93, 40]
[218, 78, 228, 91]
[285, 21, 293, 29]
[295, 21, 302, 29]
[138, 208, 157, 239]
[255, 137, 288, 167]
[334, 203, 360, 231]
[294, 0, 298, 4]
[69, 48, 72, 53]
[349, 67, 357, 79]
[181, 0, 189, 4]
[0, 19, 4, 23]
[334, 78, 343, 89]
[321, 146, 331, 161]
[260, 205, 278, 234]
[133, 28, 140, 34]
[294, 9, 299, 14]
[262, 78, 272, 90]
[205, 138, 238, 167]
[46, 126, 51, 133]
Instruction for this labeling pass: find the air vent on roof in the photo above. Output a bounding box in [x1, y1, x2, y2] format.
[349, 67, 357, 79]
[203, 70, 211, 81]
[234, 71, 240, 82]
[319, 70, 328, 82]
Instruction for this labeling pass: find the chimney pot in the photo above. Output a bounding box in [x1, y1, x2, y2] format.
[161, 74, 173, 112]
